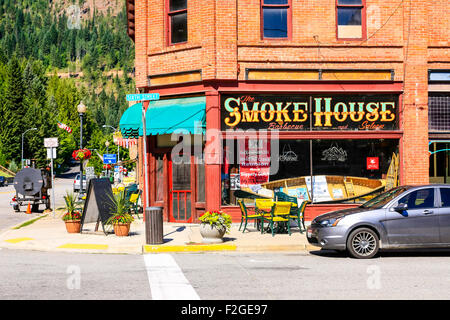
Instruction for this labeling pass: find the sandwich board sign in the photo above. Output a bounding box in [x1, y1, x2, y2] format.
[80, 178, 114, 235]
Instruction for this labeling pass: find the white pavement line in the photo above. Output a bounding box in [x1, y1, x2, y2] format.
[143, 253, 200, 300]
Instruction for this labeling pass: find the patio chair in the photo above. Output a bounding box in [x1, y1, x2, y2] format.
[274, 192, 307, 233]
[237, 200, 262, 233]
[261, 201, 292, 237]
[128, 190, 142, 219]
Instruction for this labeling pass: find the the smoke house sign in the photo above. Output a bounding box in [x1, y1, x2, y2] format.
[221, 94, 398, 131]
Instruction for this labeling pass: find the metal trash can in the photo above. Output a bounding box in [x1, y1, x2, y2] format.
[145, 206, 164, 244]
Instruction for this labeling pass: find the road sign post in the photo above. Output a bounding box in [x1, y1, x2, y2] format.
[125, 93, 160, 211]
[44, 138, 58, 218]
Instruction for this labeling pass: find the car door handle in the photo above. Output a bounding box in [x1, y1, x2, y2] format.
[423, 210, 434, 215]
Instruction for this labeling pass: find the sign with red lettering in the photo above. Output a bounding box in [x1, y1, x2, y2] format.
[239, 139, 270, 187]
[366, 157, 379, 170]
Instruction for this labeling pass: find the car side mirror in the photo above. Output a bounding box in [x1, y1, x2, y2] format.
[393, 203, 408, 212]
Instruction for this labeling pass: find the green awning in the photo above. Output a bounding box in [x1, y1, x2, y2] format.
[119, 103, 143, 138]
[119, 97, 206, 138]
[143, 96, 206, 136]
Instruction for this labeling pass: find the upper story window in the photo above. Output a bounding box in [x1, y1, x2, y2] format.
[336, 0, 365, 40]
[168, 0, 187, 44]
[261, 0, 291, 39]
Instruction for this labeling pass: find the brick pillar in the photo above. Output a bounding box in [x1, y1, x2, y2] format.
[204, 91, 222, 211]
[134, 0, 148, 88]
[401, 1, 429, 185]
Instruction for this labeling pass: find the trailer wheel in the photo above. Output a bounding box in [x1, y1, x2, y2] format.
[31, 204, 39, 212]
[13, 205, 20, 212]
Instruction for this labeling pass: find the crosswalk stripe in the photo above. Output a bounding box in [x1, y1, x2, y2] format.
[143, 253, 200, 300]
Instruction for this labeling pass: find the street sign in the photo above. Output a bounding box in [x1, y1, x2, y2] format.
[103, 154, 117, 164]
[44, 137, 59, 148]
[46, 148, 57, 159]
[126, 93, 160, 102]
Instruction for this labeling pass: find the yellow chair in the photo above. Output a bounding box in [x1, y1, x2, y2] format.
[238, 200, 262, 233]
[261, 201, 292, 236]
[128, 190, 142, 219]
[288, 200, 307, 233]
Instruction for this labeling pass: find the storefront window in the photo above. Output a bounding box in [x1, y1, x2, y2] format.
[222, 138, 398, 205]
[155, 155, 164, 202]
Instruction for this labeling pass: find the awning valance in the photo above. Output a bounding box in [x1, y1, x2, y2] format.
[119, 97, 206, 138]
[119, 103, 142, 138]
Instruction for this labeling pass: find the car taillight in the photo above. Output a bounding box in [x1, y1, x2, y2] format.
[12, 197, 16, 201]
[42, 196, 46, 199]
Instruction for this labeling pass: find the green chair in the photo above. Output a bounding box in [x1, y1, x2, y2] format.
[261, 201, 292, 236]
[274, 192, 307, 233]
[237, 200, 262, 233]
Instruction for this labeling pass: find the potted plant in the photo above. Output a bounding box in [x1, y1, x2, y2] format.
[106, 191, 134, 237]
[198, 210, 232, 243]
[62, 192, 82, 233]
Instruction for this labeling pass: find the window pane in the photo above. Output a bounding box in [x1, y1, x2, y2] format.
[338, 0, 362, 4]
[264, 0, 288, 4]
[440, 188, 450, 207]
[429, 72, 450, 82]
[398, 189, 435, 209]
[196, 161, 205, 202]
[338, 7, 361, 25]
[156, 155, 164, 202]
[263, 8, 288, 38]
[429, 94, 450, 131]
[170, 0, 187, 12]
[171, 12, 187, 43]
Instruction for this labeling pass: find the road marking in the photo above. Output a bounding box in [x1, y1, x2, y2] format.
[4, 237, 34, 243]
[143, 244, 236, 253]
[57, 243, 108, 250]
[143, 253, 200, 300]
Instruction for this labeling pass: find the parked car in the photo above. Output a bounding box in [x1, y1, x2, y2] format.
[73, 174, 87, 193]
[307, 185, 450, 259]
[0, 176, 5, 187]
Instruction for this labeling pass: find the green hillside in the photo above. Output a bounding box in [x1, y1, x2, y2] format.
[0, 0, 135, 175]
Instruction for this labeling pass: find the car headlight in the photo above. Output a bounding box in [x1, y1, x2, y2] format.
[320, 217, 342, 227]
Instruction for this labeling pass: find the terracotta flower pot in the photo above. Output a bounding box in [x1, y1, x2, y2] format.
[199, 223, 226, 243]
[114, 223, 131, 237]
[65, 220, 81, 233]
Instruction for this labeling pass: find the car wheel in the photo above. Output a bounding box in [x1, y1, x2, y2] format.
[346, 228, 379, 259]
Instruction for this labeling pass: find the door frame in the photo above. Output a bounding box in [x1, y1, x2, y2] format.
[168, 157, 193, 223]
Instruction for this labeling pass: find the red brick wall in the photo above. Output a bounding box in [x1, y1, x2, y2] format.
[131, 0, 450, 186]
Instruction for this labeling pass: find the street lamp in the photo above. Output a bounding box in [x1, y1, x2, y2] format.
[77, 101, 86, 198]
[21, 128, 37, 168]
[105, 140, 110, 177]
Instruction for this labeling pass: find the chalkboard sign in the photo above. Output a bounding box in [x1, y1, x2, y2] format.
[80, 178, 114, 235]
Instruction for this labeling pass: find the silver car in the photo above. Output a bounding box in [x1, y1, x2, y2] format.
[307, 185, 450, 259]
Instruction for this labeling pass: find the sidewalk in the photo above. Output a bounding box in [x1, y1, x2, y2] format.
[0, 211, 316, 255]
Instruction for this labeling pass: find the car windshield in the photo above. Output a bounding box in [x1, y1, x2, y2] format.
[360, 186, 411, 209]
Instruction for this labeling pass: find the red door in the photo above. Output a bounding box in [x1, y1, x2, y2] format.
[169, 160, 192, 222]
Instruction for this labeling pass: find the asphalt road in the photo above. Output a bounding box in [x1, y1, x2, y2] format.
[1, 249, 450, 300]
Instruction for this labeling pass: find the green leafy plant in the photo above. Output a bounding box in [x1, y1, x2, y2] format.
[199, 210, 232, 234]
[106, 190, 134, 225]
[62, 191, 82, 221]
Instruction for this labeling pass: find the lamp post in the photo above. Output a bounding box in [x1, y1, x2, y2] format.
[77, 101, 86, 198]
[105, 140, 110, 177]
[21, 128, 37, 169]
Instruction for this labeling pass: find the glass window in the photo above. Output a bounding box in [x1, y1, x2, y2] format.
[223, 138, 399, 206]
[440, 188, 450, 207]
[196, 157, 205, 203]
[398, 189, 435, 209]
[168, 0, 187, 44]
[262, 0, 290, 39]
[156, 155, 164, 202]
[337, 0, 364, 39]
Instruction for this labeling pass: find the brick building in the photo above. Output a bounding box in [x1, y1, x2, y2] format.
[123, 0, 450, 223]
